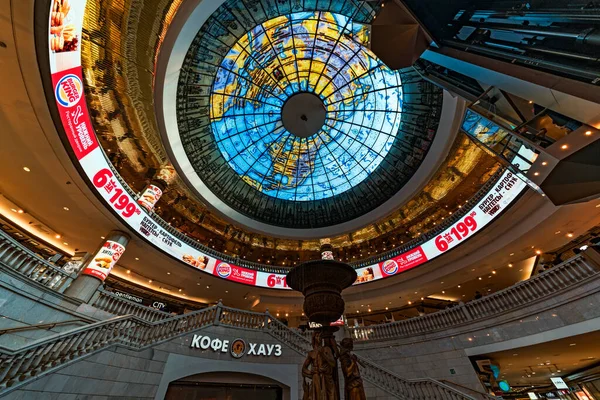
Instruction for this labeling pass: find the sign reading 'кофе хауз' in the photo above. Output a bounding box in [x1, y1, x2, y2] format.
[189, 335, 282, 359]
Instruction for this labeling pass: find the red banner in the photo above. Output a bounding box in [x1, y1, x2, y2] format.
[379, 246, 428, 277]
[51, 67, 98, 160]
[214, 262, 257, 285]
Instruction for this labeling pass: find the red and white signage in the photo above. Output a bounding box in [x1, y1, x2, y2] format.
[83, 240, 125, 281]
[48, 1, 528, 290]
[379, 246, 427, 277]
[214, 262, 257, 285]
[137, 184, 163, 211]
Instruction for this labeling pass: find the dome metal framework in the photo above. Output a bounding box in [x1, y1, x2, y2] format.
[177, 0, 443, 229]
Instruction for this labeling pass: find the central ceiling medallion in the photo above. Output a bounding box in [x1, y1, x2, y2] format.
[281, 92, 326, 139]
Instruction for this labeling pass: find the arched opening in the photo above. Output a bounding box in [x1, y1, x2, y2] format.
[165, 372, 288, 400]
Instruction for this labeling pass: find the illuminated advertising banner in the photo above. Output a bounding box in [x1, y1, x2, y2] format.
[83, 240, 125, 281]
[137, 185, 163, 211]
[213, 262, 257, 286]
[47, 2, 527, 290]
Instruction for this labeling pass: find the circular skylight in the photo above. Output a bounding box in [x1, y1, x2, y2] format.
[210, 12, 402, 201]
[175, 1, 443, 229]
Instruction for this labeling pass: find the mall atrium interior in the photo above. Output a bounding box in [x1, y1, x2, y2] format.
[1, 0, 600, 399]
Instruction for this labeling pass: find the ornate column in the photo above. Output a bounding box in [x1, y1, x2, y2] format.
[65, 230, 130, 302]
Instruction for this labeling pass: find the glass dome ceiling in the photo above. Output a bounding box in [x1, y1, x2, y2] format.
[211, 12, 403, 201]
[177, 0, 443, 229]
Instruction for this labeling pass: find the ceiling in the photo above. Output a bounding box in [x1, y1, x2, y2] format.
[2, 0, 600, 314]
[174, 6, 443, 229]
[475, 330, 600, 389]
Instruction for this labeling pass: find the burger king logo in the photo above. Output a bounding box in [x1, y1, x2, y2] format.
[216, 262, 232, 278]
[382, 259, 399, 275]
[55, 74, 83, 108]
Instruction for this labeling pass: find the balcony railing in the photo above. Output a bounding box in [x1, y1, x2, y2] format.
[349, 253, 599, 341]
[0, 302, 475, 400]
[0, 229, 76, 293]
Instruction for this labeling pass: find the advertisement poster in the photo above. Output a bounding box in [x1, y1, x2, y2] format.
[137, 184, 163, 211]
[82, 240, 125, 281]
[49, 0, 86, 74]
[379, 247, 428, 277]
[47, 2, 528, 290]
[214, 262, 257, 285]
[354, 265, 382, 284]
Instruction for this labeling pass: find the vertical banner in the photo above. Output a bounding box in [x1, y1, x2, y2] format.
[82, 240, 126, 281]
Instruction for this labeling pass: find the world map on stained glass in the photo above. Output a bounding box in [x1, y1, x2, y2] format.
[210, 11, 403, 201]
[177, 0, 443, 228]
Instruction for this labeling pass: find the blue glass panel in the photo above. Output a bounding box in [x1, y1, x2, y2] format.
[210, 11, 403, 201]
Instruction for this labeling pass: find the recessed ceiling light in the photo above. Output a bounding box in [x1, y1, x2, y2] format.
[458, 285, 461, 288]
[17, 209, 24, 214]
[542, 161, 548, 166]
[510, 253, 514, 256]
[63, 207, 70, 211]
[478, 277, 482, 280]
[178, 289, 182, 292]
[492, 271, 496, 274]
[585, 130, 592, 136]
[101, 236, 105, 239]
[10, 208, 17, 212]
[206, 285, 210, 289]
[55, 234, 61, 239]
[570, 343, 576, 346]
[442, 291, 445, 294]
[126, 270, 131, 274]
[167, 272, 171, 275]
[148, 280, 152, 283]
[561, 144, 568, 150]
[23, 167, 31, 172]
[197, 283, 200, 285]
[385, 307, 388, 310]
[534, 172, 539, 176]
[63, 242, 68, 246]
[536, 250, 542, 255]
[135, 257, 139, 261]
[408, 301, 412, 305]
[567, 233, 574, 238]
[508, 264, 513, 267]
[225, 290, 228, 293]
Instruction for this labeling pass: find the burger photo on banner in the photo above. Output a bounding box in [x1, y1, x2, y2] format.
[49, 0, 86, 73]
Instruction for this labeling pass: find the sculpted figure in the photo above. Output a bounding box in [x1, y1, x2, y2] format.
[338, 338, 366, 400]
[302, 332, 338, 400]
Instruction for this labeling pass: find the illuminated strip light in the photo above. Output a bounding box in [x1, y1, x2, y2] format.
[46, 1, 528, 290]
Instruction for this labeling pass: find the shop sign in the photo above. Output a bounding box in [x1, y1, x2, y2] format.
[190, 335, 282, 358]
[112, 290, 169, 311]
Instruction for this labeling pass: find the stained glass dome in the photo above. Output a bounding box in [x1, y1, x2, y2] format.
[211, 12, 402, 201]
[177, 0, 443, 229]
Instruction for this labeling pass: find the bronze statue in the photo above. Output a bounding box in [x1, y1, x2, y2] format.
[302, 331, 338, 400]
[338, 338, 366, 400]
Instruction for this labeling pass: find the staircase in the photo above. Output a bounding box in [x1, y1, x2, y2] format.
[0, 303, 475, 399]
